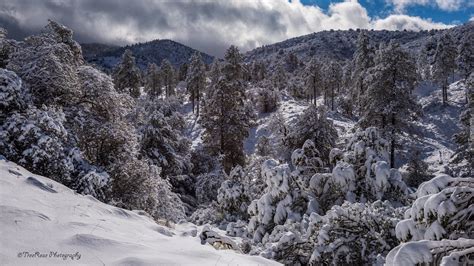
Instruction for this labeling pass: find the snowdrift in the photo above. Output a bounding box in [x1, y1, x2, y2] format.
[0, 158, 279, 265]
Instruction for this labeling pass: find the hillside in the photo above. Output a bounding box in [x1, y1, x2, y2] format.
[82, 39, 214, 73]
[0, 158, 278, 266]
[244, 22, 473, 70]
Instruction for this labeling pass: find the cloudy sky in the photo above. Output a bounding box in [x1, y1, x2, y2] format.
[0, 0, 472, 57]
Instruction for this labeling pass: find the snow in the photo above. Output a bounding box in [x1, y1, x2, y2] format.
[408, 80, 466, 173]
[386, 239, 474, 266]
[0, 158, 279, 265]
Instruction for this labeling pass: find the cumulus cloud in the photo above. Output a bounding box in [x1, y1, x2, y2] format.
[0, 0, 453, 57]
[386, 0, 464, 12]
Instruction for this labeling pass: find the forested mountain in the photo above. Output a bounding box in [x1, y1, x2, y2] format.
[82, 39, 214, 73]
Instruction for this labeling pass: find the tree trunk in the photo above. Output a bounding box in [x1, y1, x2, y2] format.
[390, 114, 396, 168]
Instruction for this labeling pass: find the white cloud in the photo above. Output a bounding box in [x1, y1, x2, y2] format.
[0, 0, 454, 57]
[373, 14, 453, 31]
[386, 0, 464, 12]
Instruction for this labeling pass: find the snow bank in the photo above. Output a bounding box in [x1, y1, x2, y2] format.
[0, 159, 279, 265]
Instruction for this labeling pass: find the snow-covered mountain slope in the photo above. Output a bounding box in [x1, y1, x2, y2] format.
[408, 80, 466, 173]
[0, 158, 279, 266]
[244, 22, 473, 70]
[82, 39, 214, 73]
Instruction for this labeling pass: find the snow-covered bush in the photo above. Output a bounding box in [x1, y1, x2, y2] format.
[0, 106, 74, 184]
[7, 20, 82, 105]
[395, 175, 473, 242]
[258, 221, 307, 265]
[195, 171, 225, 204]
[306, 201, 404, 265]
[291, 139, 325, 181]
[386, 239, 474, 266]
[331, 127, 409, 205]
[110, 157, 185, 223]
[0, 68, 31, 117]
[248, 159, 303, 243]
[217, 166, 250, 221]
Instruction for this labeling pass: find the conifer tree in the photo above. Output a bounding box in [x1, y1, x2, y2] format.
[360, 41, 419, 167]
[456, 31, 474, 81]
[351, 30, 374, 112]
[186, 52, 206, 115]
[201, 45, 250, 173]
[145, 63, 161, 98]
[304, 58, 323, 105]
[113, 49, 141, 98]
[433, 33, 456, 105]
[160, 59, 176, 97]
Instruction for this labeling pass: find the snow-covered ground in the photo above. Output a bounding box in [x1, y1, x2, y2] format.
[409, 80, 465, 173]
[0, 159, 279, 266]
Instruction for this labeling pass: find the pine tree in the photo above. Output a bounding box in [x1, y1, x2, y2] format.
[113, 49, 141, 98]
[272, 64, 287, 91]
[322, 60, 342, 111]
[360, 41, 419, 167]
[456, 31, 474, 81]
[201, 45, 250, 173]
[186, 52, 206, 115]
[145, 63, 161, 98]
[160, 59, 176, 98]
[304, 58, 323, 105]
[433, 33, 456, 105]
[288, 106, 338, 164]
[351, 30, 374, 112]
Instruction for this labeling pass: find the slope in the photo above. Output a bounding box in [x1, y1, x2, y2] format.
[0, 158, 279, 266]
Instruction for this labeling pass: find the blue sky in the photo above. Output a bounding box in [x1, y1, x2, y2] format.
[300, 0, 473, 25]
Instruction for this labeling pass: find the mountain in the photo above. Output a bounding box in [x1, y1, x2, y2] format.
[81, 39, 214, 73]
[244, 22, 473, 69]
[0, 158, 278, 265]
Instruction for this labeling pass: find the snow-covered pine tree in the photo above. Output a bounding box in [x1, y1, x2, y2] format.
[405, 146, 431, 187]
[451, 72, 473, 177]
[285, 52, 299, 72]
[201, 45, 251, 172]
[417, 35, 437, 81]
[0, 28, 12, 68]
[272, 64, 287, 91]
[145, 63, 161, 98]
[328, 127, 409, 207]
[251, 61, 266, 82]
[160, 59, 176, 98]
[217, 165, 250, 222]
[360, 40, 419, 168]
[288, 105, 338, 164]
[186, 52, 206, 115]
[351, 30, 374, 113]
[304, 58, 323, 105]
[140, 99, 191, 179]
[433, 33, 457, 105]
[456, 31, 474, 81]
[322, 59, 342, 111]
[113, 49, 141, 98]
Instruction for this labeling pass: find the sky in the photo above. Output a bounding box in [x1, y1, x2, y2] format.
[0, 0, 472, 57]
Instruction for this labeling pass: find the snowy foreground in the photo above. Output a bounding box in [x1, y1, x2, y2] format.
[0, 159, 279, 266]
